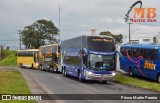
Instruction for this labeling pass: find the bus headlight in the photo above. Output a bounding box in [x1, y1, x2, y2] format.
[86, 71, 93, 75]
[111, 72, 116, 76]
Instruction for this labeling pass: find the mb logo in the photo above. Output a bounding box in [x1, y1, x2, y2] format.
[134, 8, 156, 18]
[125, 0, 157, 23]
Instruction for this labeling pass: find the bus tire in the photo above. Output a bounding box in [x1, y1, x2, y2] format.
[40, 65, 44, 71]
[31, 64, 34, 69]
[39, 65, 42, 70]
[102, 81, 107, 84]
[63, 68, 67, 77]
[156, 73, 160, 83]
[20, 63, 23, 68]
[129, 67, 133, 76]
[78, 71, 83, 82]
[49, 65, 52, 72]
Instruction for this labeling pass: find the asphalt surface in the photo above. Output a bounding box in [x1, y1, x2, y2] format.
[18, 67, 159, 103]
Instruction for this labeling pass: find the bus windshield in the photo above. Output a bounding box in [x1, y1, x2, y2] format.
[89, 54, 116, 71]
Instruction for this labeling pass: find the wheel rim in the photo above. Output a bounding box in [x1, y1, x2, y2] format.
[63, 69, 66, 76]
[63, 69, 64, 74]
[65, 69, 67, 76]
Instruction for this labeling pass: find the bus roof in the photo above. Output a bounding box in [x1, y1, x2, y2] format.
[17, 49, 39, 52]
[40, 44, 59, 48]
[121, 44, 160, 49]
[62, 35, 114, 42]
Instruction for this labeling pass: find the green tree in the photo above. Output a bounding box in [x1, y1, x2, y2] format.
[6, 46, 10, 50]
[20, 19, 59, 49]
[99, 31, 123, 44]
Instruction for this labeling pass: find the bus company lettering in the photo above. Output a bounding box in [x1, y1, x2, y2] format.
[92, 38, 112, 42]
[144, 60, 156, 70]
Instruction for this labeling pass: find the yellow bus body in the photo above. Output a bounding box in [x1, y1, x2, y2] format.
[17, 49, 39, 69]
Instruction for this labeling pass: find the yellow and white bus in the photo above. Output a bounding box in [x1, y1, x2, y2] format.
[17, 49, 39, 69]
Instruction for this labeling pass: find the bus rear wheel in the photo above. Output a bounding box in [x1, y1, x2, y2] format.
[40, 65, 44, 71]
[78, 72, 83, 82]
[63, 68, 67, 77]
[102, 81, 107, 84]
[31, 64, 34, 69]
[20, 63, 23, 68]
[156, 74, 160, 83]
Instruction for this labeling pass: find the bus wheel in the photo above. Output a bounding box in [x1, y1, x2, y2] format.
[40, 65, 44, 71]
[129, 67, 133, 76]
[78, 72, 83, 82]
[102, 81, 107, 84]
[63, 68, 67, 77]
[20, 63, 23, 68]
[156, 74, 160, 83]
[31, 64, 34, 69]
[39, 65, 41, 70]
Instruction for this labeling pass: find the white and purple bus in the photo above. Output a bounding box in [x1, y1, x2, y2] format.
[60, 35, 116, 83]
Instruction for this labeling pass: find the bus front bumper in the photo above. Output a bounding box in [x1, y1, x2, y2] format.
[85, 71, 116, 81]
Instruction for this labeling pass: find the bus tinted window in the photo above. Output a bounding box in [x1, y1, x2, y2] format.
[121, 47, 158, 61]
[121, 48, 126, 56]
[65, 56, 81, 66]
[145, 49, 158, 60]
[126, 48, 132, 57]
[17, 51, 34, 57]
[132, 48, 137, 57]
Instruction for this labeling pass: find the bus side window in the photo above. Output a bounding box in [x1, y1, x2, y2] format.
[126, 48, 132, 56]
[139, 49, 143, 57]
[121, 48, 126, 56]
[150, 49, 158, 60]
[145, 49, 151, 60]
[132, 49, 137, 57]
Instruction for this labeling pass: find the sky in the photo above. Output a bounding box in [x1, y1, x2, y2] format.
[0, 0, 160, 49]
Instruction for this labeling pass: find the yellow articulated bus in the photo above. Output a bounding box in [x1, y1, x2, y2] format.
[39, 44, 60, 72]
[17, 49, 39, 69]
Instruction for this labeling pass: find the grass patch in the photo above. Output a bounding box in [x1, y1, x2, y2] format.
[115, 74, 160, 92]
[0, 70, 35, 103]
[0, 51, 17, 66]
[1, 50, 14, 60]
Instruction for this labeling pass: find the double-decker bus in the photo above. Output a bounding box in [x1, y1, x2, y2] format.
[17, 49, 39, 69]
[39, 44, 60, 72]
[120, 44, 160, 83]
[60, 35, 116, 83]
